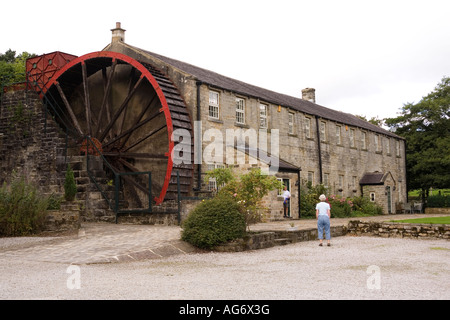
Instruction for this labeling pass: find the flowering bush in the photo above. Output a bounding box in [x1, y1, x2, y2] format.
[299, 181, 382, 218]
[206, 167, 283, 227]
[327, 195, 353, 217]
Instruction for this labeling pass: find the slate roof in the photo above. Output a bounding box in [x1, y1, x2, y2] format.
[359, 172, 386, 185]
[126, 43, 402, 139]
[234, 145, 301, 173]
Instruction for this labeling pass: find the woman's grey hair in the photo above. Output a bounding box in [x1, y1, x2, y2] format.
[319, 194, 327, 201]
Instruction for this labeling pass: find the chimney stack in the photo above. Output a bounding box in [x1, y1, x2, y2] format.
[111, 22, 126, 43]
[301, 88, 316, 103]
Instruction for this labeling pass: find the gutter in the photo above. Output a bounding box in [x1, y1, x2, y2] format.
[195, 81, 203, 191]
[315, 116, 323, 184]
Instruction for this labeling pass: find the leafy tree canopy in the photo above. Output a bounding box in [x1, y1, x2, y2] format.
[385, 76, 450, 197]
[0, 49, 36, 85]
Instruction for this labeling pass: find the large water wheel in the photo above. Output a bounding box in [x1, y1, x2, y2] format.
[42, 51, 193, 207]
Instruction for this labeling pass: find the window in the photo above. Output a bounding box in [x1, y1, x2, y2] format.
[207, 163, 225, 191]
[361, 131, 367, 150]
[235, 98, 245, 124]
[209, 91, 219, 119]
[305, 117, 312, 139]
[396, 140, 401, 157]
[277, 178, 283, 195]
[375, 135, 380, 152]
[350, 129, 355, 147]
[370, 192, 376, 202]
[320, 121, 327, 142]
[323, 173, 329, 188]
[307, 171, 314, 185]
[338, 175, 344, 188]
[386, 138, 391, 155]
[259, 104, 268, 128]
[336, 125, 342, 145]
[288, 112, 294, 134]
[338, 175, 344, 196]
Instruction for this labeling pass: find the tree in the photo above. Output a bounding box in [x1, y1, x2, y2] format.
[0, 49, 36, 85]
[385, 76, 450, 200]
[356, 115, 385, 127]
[206, 167, 283, 228]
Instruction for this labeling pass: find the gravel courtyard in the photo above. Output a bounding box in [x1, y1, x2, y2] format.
[0, 235, 448, 300]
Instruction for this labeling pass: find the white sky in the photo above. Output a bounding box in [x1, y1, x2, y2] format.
[2, 0, 450, 120]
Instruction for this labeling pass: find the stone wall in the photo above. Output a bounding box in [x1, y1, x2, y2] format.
[0, 90, 66, 194]
[347, 220, 450, 239]
[215, 226, 348, 252]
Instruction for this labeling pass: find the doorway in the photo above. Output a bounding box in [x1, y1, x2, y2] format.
[387, 186, 392, 214]
[282, 178, 290, 217]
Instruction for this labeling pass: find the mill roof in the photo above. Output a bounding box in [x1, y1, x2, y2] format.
[121, 43, 402, 139]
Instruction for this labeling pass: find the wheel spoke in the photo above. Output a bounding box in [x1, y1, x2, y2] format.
[102, 110, 162, 150]
[95, 59, 117, 137]
[99, 74, 145, 143]
[103, 152, 167, 159]
[55, 82, 84, 136]
[81, 62, 93, 136]
[122, 124, 166, 152]
[118, 95, 159, 149]
[118, 67, 136, 134]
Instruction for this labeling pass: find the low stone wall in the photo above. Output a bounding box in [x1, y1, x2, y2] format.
[215, 226, 348, 252]
[215, 220, 449, 252]
[44, 210, 80, 232]
[347, 221, 450, 239]
[425, 207, 450, 215]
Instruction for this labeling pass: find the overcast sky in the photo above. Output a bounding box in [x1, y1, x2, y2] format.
[2, 0, 449, 120]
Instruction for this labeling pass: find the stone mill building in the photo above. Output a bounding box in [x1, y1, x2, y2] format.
[0, 23, 407, 224]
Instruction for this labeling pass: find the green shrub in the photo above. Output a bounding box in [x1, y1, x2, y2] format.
[0, 175, 48, 236]
[46, 193, 62, 210]
[351, 196, 383, 216]
[181, 193, 246, 249]
[299, 180, 383, 218]
[427, 195, 450, 208]
[64, 164, 77, 201]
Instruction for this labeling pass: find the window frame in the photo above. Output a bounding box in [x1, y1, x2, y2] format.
[320, 121, 327, 142]
[288, 112, 295, 134]
[208, 90, 220, 119]
[336, 125, 342, 145]
[361, 131, 367, 150]
[259, 103, 268, 129]
[235, 97, 245, 125]
[305, 117, 312, 139]
[350, 128, 355, 148]
[207, 163, 225, 191]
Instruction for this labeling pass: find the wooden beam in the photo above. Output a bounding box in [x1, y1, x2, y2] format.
[99, 74, 145, 142]
[81, 62, 92, 136]
[55, 82, 84, 136]
[96, 59, 117, 137]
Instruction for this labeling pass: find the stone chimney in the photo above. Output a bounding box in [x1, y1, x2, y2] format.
[301, 88, 316, 103]
[111, 22, 126, 43]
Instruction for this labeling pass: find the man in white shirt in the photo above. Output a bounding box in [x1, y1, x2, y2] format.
[282, 186, 291, 218]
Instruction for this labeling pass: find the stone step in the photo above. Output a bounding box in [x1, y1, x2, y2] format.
[273, 238, 294, 246]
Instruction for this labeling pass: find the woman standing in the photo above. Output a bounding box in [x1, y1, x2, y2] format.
[316, 194, 331, 246]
